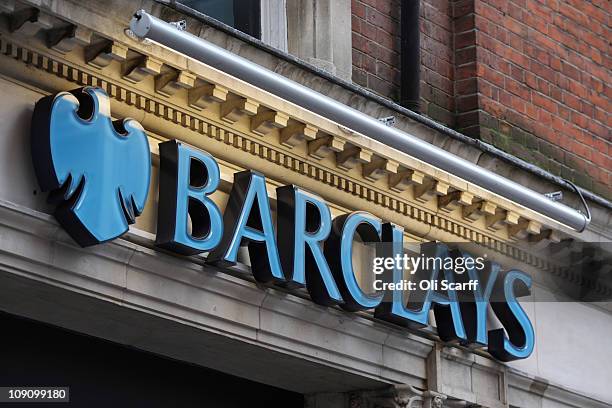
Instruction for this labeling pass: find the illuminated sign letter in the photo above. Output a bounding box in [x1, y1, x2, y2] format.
[488, 270, 535, 361]
[374, 223, 412, 324]
[156, 140, 223, 254]
[276, 185, 343, 305]
[325, 212, 384, 311]
[402, 243, 467, 341]
[451, 252, 499, 347]
[208, 171, 284, 283]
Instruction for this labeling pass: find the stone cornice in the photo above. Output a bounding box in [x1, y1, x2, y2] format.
[3, 1, 576, 241]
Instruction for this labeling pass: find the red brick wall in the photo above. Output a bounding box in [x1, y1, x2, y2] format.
[351, 0, 401, 100]
[351, 0, 455, 125]
[461, 0, 611, 198]
[351, 0, 611, 199]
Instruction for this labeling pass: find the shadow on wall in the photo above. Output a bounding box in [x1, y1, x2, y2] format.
[0, 312, 304, 408]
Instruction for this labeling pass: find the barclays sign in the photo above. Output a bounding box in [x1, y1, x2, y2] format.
[30, 87, 535, 362]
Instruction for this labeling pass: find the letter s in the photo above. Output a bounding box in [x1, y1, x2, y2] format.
[488, 269, 535, 362]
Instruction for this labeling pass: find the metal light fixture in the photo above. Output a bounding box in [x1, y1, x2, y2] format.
[129, 10, 590, 232]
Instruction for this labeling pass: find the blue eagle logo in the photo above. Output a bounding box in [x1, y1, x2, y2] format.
[31, 87, 151, 247]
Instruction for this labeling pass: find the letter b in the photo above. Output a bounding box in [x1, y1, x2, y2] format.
[156, 140, 223, 254]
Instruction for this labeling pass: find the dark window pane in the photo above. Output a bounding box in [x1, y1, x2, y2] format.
[234, 0, 261, 39]
[178, 0, 261, 39]
[180, 0, 234, 26]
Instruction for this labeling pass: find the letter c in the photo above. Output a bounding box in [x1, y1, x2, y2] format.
[324, 212, 384, 311]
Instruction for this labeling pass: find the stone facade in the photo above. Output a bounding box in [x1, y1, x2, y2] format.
[0, 0, 610, 407]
